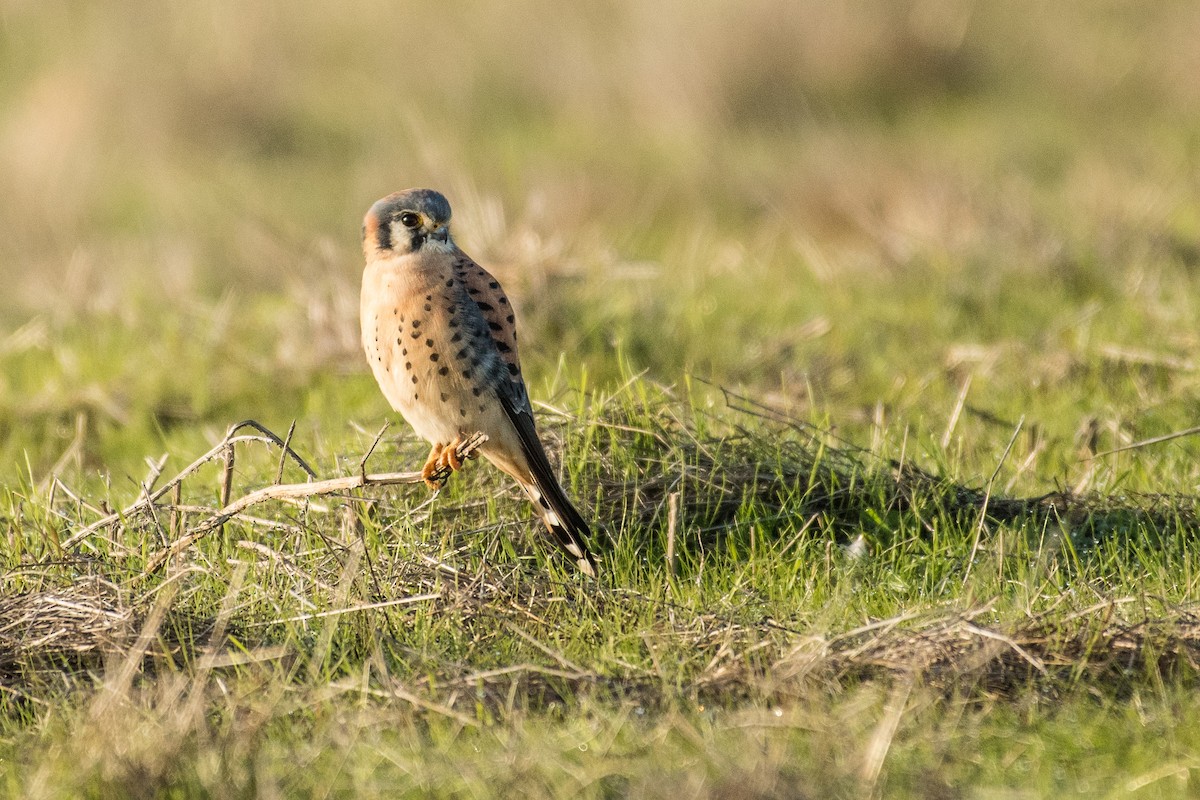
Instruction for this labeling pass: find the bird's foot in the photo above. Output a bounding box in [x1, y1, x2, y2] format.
[421, 436, 469, 491]
[421, 441, 446, 491]
[437, 434, 466, 472]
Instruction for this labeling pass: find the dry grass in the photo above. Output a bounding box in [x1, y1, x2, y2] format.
[6, 562, 1200, 715]
[7, 396, 1200, 715]
[5, 1, 1200, 794]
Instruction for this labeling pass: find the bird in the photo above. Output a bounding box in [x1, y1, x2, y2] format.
[359, 188, 598, 577]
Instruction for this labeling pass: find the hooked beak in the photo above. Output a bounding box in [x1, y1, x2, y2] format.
[429, 225, 449, 243]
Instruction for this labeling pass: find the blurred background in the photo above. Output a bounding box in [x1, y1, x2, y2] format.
[2, 0, 1199, 484]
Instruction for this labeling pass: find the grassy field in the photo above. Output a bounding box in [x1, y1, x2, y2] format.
[4, 1, 1200, 796]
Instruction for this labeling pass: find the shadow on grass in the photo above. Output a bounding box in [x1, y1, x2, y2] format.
[586, 385, 1200, 563]
[4, 385, 1200, 711]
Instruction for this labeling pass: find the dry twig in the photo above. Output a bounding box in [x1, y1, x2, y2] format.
[62, 420, 317, 550]
[141, 432, 487, 573]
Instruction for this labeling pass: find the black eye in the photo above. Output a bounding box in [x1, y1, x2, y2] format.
[399, 212, 421, 229]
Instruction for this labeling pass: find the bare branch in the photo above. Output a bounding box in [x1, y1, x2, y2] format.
[63, 433, 292, 549]
[142, 432, 487, 573]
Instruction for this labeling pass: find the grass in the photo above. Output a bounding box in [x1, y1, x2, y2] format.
[4, 1, 1200, 797]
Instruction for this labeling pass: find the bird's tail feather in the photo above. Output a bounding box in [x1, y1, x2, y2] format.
[496, 393, 598, 577]
[519, 477, 597, 578]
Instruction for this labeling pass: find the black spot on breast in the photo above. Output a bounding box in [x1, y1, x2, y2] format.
[411, 375, 418, 384]
[411, 331, 421, 339]
[440, 392, 449, 401]
[471, 356, 482, 367]
[487, 321, 503, 332]
[448, 319, 458, 329]
[445, 279, 454, 287]
[476, 301, 494, 312]
[425, 339, 434, 347]
[467, 287, 480, 296]
[507, 363, 520, 375]
[404, 361, 412, 371]
[459, 408, 466, 417]
[430, 353, 439, 362]
[396, 337, 402, 345]
[425, 294, 432, 301]
[462, 370, 472, 380]
[472, 387, 481, 397]
[496, 341, 512, 353]
[478, 403, 487, 413]
[450, 332, 462, 343]
[412, 319, 421, 328]
[506, 314, 515, 323]
[455, 347, 469, 360]
[438, 366, 449, 376]
[498, 296, 508, 306]
[488, 281, 499, 289]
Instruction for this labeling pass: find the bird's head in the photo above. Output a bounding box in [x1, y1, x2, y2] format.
[363, 188, 453, 259]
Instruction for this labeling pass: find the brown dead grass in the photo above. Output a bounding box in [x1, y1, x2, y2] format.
[6, 400, 1200, 710]
[4, 563, 1199, 714]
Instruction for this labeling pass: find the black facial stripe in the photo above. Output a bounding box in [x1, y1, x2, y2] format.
[376, 220, 392, 251]
[408, 230, 427, 250]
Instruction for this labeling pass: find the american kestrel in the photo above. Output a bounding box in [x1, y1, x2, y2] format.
[360, 188, 598, 577]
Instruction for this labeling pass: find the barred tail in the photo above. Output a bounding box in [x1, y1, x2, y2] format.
[497, 393, 598, 577]
[518, 476, 598, 578]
